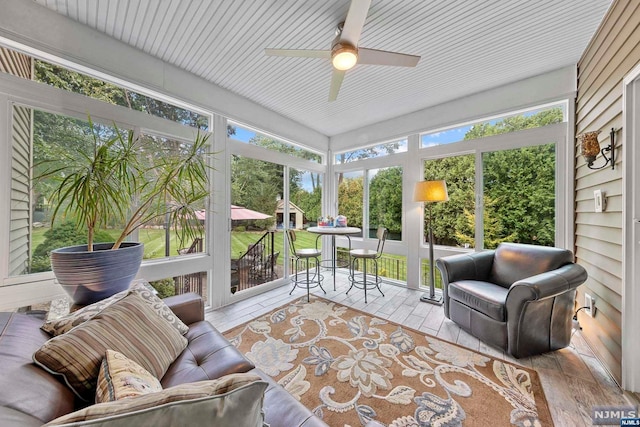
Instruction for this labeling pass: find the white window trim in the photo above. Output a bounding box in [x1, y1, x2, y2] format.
[0, 72, 214, 310]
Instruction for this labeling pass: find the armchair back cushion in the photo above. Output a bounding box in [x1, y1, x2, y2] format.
[488, 242, 574, 288]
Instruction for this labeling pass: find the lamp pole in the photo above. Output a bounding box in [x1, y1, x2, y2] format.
[421, 203, 443, 304]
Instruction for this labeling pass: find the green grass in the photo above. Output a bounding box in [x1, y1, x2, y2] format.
[30, 227, 441, 287]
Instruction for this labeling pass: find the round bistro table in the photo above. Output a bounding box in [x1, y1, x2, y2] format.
[307, 226, 362, 290]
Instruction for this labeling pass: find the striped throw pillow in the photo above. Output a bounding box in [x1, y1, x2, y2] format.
[34, 292, 187, 401]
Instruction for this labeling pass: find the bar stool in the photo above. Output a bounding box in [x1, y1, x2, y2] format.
[287, 229, 325, 302]
[347, 227, 388, 303]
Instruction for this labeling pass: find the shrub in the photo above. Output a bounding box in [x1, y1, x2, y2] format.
[149, 278, 176, 299]
[33, 222, 113, 258]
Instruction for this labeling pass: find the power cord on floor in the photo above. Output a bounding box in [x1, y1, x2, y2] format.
[570, 306, 590, 343]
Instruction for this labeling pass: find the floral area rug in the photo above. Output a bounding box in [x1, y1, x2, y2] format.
[224, 296, 552, 427]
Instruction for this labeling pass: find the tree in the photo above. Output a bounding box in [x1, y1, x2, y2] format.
[338, 176, 363, 228]
[424, 107, 562, 248]
[368, 167, 402, 235]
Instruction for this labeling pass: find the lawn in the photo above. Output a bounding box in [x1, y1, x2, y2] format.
[30, 227, 440, 287]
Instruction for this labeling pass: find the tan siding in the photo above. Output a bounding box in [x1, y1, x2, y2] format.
[1, 47, 33, 277]
[575, 0, 640, 385]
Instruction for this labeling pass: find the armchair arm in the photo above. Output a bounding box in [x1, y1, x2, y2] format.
[506, 263, 588, 304]
[436, 250, 495, 285]
[163, 292, 204, 325]
[505, 263, 587, 358]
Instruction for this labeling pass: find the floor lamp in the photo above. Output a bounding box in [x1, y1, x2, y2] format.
[414, 180, 449, 305]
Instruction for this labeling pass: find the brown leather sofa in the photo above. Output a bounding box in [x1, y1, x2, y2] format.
[0, 293, 328, 427]
[436, 243, 588, 358]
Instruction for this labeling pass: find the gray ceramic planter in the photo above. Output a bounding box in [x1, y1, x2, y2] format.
[50, 242, 144, 306]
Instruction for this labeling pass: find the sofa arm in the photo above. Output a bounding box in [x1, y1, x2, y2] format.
[436, 250, 495, 284]
[163, 293, 204, 325]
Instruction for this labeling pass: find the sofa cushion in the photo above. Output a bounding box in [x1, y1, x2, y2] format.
[44, 373, 267, 427]
[448, 280, 509, 321]
[161, 321, 255, 388]
[96, 350, 162, 403]
[33, 292, 187, 401]
[42, 280, 188, 336]
[0, 313, 75, 424]
[489, 243, 573, 288]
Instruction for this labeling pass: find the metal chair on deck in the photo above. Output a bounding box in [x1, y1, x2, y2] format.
[287, 229, 324, 302]
[347, 227, 388, 303]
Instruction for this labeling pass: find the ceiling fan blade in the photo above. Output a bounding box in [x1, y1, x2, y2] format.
[340, 0, 372, 46]
[328, 70, 346, 102]
[265, 48, 331, 58]
[358, 48, 420, 67]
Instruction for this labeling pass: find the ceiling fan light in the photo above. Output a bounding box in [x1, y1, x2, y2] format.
[332, 46, 358, 70]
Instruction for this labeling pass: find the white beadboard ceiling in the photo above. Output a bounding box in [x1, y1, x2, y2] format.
[33, 0, 611, 137]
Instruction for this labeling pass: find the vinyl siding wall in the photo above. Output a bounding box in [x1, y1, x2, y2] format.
[0, 47, 32, 277]
[575, 0, 640, 384]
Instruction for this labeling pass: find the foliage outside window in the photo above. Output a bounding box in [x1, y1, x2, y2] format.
[12, 107, 209, 276]
[337, 171, 363, 234]
[423, 109, 558, 249]
[34, 60, 210, 130]
[423, 155, 475, 247]
[335, 139, 407, 164]
[368, 167, 402, 241]
[229, 123, 322, 163]
[421, 106, 564, 148]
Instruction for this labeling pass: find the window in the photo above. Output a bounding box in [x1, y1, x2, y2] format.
[10, 107, 209, 277]
[229, 123, 322, 163]
[336, 139, 407, 164]
[0, 46, 209, 130]
[482, 143, 555, 248]
[421, 105, 565, 148]
[368, 167, 402, 241]
[422, 154, 475, 247]
[230, 155, 284, 293]
[337, 171, 364, 237]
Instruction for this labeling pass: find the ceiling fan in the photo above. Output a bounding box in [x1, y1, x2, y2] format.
[265, 0, 421, 102]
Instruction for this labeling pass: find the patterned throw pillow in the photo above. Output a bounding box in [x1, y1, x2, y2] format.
[41, 280, 188, 336]
[33, 292, 188, 401]
[96, 350, 163, 403]
[44, 373, 267, 427]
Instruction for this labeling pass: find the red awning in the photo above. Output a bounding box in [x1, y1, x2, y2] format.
[195, 206, 272, 221]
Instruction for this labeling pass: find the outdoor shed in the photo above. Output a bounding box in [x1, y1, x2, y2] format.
[275, 200, 305, 229]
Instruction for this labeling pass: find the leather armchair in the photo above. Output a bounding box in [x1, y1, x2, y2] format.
[436, 243, 587, 358]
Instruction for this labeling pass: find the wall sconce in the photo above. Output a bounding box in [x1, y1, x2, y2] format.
[578, 128, 616, 170]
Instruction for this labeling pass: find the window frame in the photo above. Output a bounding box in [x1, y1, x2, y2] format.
[0, 72, 214, 309]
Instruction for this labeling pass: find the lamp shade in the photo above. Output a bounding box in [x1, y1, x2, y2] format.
[578, 131, 601, 164]
[414, 180, 449, 202]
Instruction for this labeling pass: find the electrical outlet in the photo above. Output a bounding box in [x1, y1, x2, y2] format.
[585, 293, 596, 317]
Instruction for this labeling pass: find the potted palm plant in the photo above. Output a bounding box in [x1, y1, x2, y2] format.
[39, 118, 210, 305]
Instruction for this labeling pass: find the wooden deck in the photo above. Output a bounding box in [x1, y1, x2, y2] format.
[206, 272, 638, 427]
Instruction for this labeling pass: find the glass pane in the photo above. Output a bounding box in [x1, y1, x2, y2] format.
[151, 271, 209, 305]
[34, 59, 209, 130]
[337, 171, 363, 237]
[423, 154, 475, 248]
[482, 143, 556, 248]
[13, 108, 127, 276]
[335, 139, 407, 164]
[290, 169, 322, 229]
[421, 105, 565, 148]
[12, 107, 208, 276]
[368, 167, 402, 241]
[230, 155, 284, 293]
[137, 132, 207, 260]
[229, 123, 322, 163]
